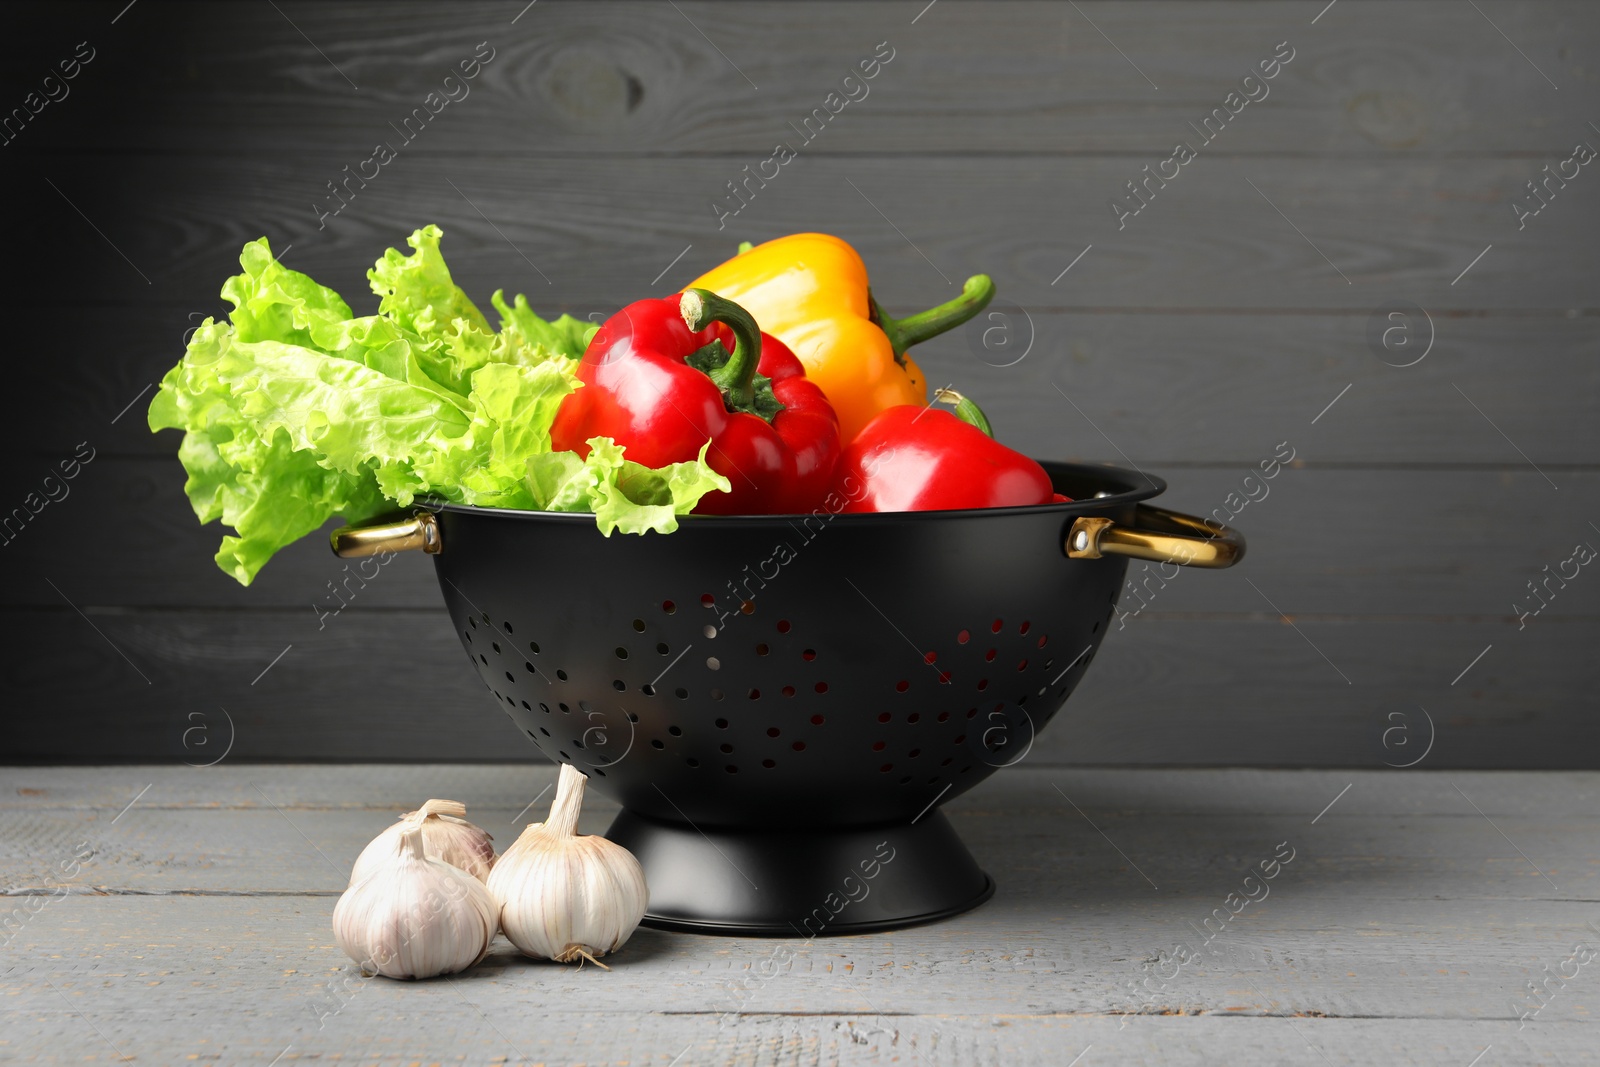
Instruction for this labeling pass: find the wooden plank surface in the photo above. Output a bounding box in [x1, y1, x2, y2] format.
[4, 0, 1597, 769]
[12, 154, 1599, 309]
[5, 608, 1596, 766]
[9, 309, 1600, 465]
[7, 1, 1595, 156]
[6, 461, 1600, 617]
[4, 786, 1596, 900]
[2, 765, 1596, 1064]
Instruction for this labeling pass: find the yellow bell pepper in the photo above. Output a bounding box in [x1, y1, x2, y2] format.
[685, 234, 995, 444]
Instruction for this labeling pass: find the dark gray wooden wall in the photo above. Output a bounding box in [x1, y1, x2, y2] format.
[3, 0, 1596, 766]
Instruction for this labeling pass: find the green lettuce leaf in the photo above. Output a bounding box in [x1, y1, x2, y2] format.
[526, 437, 731, 536]
[368, 223, 490, 338]
[222, 239, 353, 348]
[151, 319, 408, 583]
[492, 290, 598, 359]
[149, 228, 725, 585]
[407, 361, 580, 509]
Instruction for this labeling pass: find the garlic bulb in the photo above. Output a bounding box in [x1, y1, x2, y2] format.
[332, 824, 496, 980]
[350, 799, 494, 885]
[487, 764, 649, 966]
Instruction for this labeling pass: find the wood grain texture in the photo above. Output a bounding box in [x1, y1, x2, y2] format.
[4, 609, 1595, 766]
[3, 0, 1596, 767]
[12, 154, 1598, 309]
[7, 763, 1592, 815]
[8, 308, 1598, 465]
[7, 461, 1600, 616]
[0, 766, 1595, 1064]
[7, 1, 1596, 156]
[4, 790, 1595, 899]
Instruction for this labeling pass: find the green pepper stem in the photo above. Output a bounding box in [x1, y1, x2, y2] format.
[934, 388, 993, 437]
[681, 288, 763, 411]
[871, 274, 996, 364]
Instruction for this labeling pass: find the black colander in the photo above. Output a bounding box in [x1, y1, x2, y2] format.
[333, 461, 1243, 935]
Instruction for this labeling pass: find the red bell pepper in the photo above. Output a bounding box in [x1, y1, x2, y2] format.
[550, 288, 841, 515]
[830, 390, 1064, 512]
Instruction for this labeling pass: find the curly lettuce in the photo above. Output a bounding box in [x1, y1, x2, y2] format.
[149, 225, 728, 585]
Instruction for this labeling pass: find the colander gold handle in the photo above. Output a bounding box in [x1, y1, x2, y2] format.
[329, 512, 442, 558]
[1066, 504, 1244, 568]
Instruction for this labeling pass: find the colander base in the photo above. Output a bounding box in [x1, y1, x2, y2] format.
[606, 807, 994, 936]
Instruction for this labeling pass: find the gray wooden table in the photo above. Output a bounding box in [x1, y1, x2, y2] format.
[3, 765, 1595, 1064]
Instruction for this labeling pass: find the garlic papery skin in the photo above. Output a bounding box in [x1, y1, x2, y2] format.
[486, 764, 649, 966]
[349, 799, 495, 886]
[332, 824, 497, 980]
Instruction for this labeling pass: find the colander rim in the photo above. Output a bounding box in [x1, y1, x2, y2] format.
[422, 460, 1167, 525]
